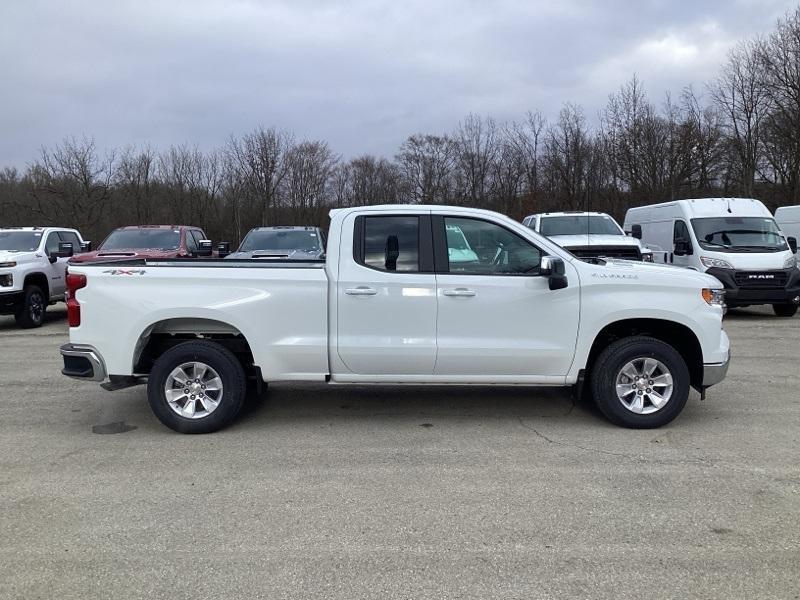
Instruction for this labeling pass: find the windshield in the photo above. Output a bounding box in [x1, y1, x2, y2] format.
[100, 229, 181, 251]
[540, 215, 623, 237]
[691, 217, 788, 252]
[239, 230, 321, 253]
[0, 231, 42, 251]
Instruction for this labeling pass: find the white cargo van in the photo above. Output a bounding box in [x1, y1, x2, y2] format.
[624, 198, 800, 316]
[775, 206, 800, 249]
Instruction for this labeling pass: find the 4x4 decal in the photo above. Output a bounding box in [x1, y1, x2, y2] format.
[102, 269, 146, 276]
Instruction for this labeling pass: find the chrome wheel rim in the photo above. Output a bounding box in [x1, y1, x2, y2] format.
[615, 357, 673, 415]
[164, 362, 223, 419]
[29, 292, 44, 322]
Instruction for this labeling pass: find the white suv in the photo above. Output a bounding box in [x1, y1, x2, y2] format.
[0, 227, 86, 328]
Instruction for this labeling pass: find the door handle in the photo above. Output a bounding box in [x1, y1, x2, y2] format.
[345, 286, 378, 296]
[442, 288, 476, 297]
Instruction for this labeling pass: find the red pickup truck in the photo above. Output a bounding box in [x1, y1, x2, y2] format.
[70, 225, 214, 263]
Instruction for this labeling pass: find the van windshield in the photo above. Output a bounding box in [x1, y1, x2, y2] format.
[540, 215, 622, 237]
[691, 217, 787, 252]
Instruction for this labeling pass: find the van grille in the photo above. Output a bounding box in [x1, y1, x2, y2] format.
[568, 246, 642, 261]
[734, 271, 787, 288]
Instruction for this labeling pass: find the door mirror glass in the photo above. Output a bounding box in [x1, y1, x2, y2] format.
[217, 242, 231, 258]
[674, 238, 691, 256]
[788, 236, 797, 254]
[630, 224, 642, 240]
[540, 255, 568, 290]
[197, 240, 213, 257]
[50, 241, 73, 262]
[80, 241, 92, 252]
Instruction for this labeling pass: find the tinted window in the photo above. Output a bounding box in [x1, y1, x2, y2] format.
[363, 216, 419, 272]
[691, 217, 787, 252]
[444, 217, 541, 275]
[100, 229, 181, 251]
[540, 215, 622, 236]
[239, 230, 321, 252]
[0, 231, 42, 251]
[58, 231, 81, 250]
[45, 232, 61, 254]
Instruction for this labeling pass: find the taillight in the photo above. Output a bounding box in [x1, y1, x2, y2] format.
[65, 272, 87, 327]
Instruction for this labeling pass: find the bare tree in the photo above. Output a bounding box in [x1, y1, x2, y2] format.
[396, 134, 456, 203]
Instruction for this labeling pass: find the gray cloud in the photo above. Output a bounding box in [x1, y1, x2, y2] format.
[0, 0, 795, 166]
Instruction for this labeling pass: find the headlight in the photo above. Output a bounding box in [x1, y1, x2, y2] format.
[784, 255, 797, 269]
[702, 288, 726, 307]
[700, 256, 733, 269]
[0, 261, 17, 268]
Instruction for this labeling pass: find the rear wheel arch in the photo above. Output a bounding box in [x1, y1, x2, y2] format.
[585, 318, 703, 389]
[133, 317, 256, 376]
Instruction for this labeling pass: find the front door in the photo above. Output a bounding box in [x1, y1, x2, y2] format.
[336, 212, 437, 375]
[44, 231, 68, 298]
[433, 215, 580, 379]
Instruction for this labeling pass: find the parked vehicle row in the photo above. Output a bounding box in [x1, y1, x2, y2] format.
[60, 204, 730, 433]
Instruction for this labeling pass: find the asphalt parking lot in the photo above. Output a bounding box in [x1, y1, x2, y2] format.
[0, 306, 798, 600]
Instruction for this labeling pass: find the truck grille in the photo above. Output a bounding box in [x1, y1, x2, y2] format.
[734, 271, 787, 288]
[569, 246, 642, 261]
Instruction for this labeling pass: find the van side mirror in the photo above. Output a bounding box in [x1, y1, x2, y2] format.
[540, 256, 568, 290]
[674, 238, 692, 256]
[197, 240, 213, 257]
[630, 224, 642, 240]
[385, 235, 399, 271]
[217, 242, 231, 258]
[80, 241, 92, 252]
[50, 241, 73, 262]
[788, 236, 797, 254]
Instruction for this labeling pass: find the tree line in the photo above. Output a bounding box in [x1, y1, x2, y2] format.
[3, 9, 800, 245]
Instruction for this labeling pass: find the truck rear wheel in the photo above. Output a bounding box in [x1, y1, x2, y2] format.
[773, 304, 798, 317]
[15, 285, 46, 328]
[590, 336, 690, 429]
[147, 340, 246, 433]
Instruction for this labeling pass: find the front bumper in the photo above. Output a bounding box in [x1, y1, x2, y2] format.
[60, 344, 107, 382]
[703, 350, 731, 388]
[706, 267, 800, 306]
[0, 290, 24, 315]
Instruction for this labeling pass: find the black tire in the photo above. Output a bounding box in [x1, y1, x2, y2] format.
[590, 336, 690, 429]
[14, 285, 47, 328]
[773, 304, 798, 317]
[147, 341, 247, 433]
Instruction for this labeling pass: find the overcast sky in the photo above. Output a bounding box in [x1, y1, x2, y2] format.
[0, 0, 796, 167]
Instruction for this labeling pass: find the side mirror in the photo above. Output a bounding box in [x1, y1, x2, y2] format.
[540, 255, 568, 290]
[217, 242, 231, 258]
[197, 240, 213, 257]
[630, 224, 642, 240]
[80, 241, 92, 252]
[674, 238, 692, 256]
[788, 236, 797, 254]
[50, 242, 73, 262]
[385, 235, 399, 271]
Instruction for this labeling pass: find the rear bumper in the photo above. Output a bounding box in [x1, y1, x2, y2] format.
[0, 290, 24, 315]
[60, 344, 107, 382]
[706, 267, 800, 306]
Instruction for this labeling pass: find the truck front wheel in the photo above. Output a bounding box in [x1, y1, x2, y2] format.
[147, 341, 247, 433]
[590, 336, 690, 429]
[15, 285, 46, 328]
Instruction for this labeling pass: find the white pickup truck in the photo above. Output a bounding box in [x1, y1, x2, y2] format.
[0, 227, 85, 327]
[60, 205, 730, 433]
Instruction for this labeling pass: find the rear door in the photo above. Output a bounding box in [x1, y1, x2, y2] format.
[433, 214, 580, 379]
[335, 212, 437, 375]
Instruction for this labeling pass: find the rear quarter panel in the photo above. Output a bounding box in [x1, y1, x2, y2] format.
[68, 264, 329, 380]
